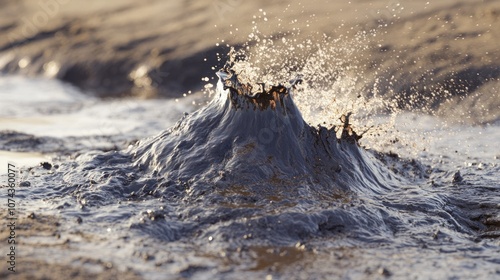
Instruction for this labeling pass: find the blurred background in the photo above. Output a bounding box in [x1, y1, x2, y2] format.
[1, 0, 498, 123]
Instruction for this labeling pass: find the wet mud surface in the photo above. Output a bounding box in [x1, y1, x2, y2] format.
[1, 69, 499, 279]
[1, 0, 499, 279]
[0, 213, 141, 280]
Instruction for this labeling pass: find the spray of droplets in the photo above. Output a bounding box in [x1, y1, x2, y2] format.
[203, 7, 465, 157]
[204, 9, 403, 148]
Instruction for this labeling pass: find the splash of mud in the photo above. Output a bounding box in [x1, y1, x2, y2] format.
[4, 60, 499, 278]
[1, 2, 499, 277]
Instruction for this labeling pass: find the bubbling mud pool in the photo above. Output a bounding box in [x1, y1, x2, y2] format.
[1, 62, 499, 279]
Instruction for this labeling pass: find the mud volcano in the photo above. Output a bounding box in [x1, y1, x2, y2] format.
[49, 63, 414, 246]
[11, 62, 499, 279]
[131, 66, 394, 199]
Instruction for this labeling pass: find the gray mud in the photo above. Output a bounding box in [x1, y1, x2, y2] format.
[2, 69, 499, 279]
[1, 1, 500, 279]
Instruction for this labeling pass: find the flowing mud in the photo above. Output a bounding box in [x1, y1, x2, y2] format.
[1, 64, 499, 279]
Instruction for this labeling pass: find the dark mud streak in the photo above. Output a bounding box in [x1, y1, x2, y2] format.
[0, 27, 62, 52]
[59, 59, 136, 96]
[58, 44, 232, 97]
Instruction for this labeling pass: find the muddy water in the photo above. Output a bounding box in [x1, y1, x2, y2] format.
[1, 68, 499, 279]
[1, 2, 499, 276]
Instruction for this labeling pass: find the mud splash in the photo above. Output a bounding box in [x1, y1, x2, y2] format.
[7, 58, 496, 279]
[1, 1, 499, 278]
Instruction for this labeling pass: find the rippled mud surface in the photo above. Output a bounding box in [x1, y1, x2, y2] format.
[1, 70, 499, 279]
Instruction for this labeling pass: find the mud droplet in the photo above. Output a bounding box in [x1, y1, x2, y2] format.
[40, 162, 52, 170]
